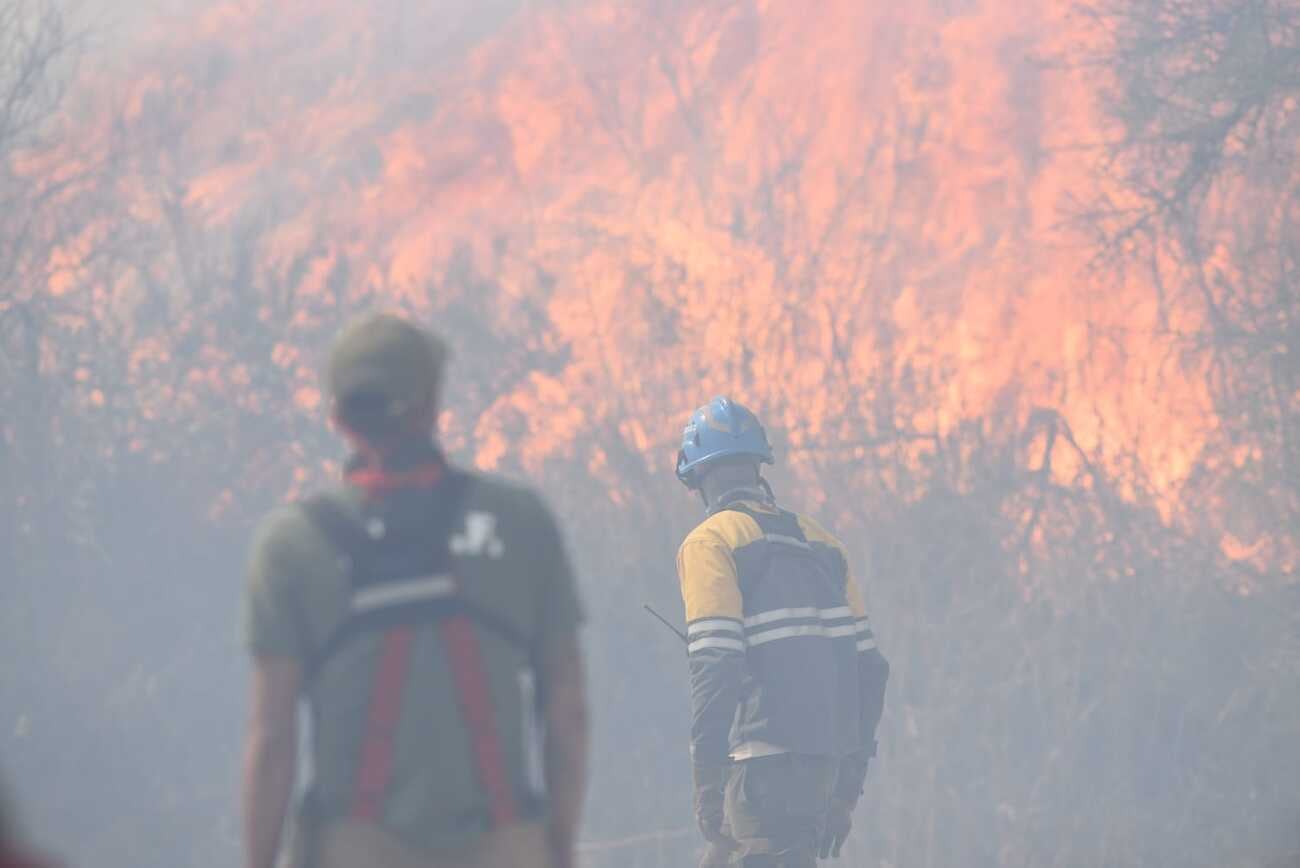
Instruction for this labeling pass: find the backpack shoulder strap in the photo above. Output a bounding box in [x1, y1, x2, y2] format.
[434, 468, 474, 540]
[300, 492, 372, 579]
[300, 471, 504, 680]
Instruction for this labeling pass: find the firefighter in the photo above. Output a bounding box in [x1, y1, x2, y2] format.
[241, 313, 589, 868]
[675, 397, 889, 868]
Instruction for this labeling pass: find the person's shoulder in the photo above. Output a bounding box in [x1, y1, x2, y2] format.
[681, 511, 726, 545]
[250, 503, 311, 559]
[793, 510, 847, 552]
[460, 468, 534, 499]
[459, 469, 555, 524]
[249, 484, 353, 572]
[679, 507, 762, 553]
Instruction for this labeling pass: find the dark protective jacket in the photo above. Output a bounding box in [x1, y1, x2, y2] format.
[676, 488, 889, 768]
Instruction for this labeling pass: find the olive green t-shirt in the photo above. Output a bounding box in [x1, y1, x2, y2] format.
[243, 471, 583, 855]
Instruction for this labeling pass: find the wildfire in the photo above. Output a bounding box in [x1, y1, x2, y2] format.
[39, 0, 1278, 564]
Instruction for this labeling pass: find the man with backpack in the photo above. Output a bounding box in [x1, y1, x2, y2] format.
[242, 313, 589, 868]
[675, 397, 890, 867]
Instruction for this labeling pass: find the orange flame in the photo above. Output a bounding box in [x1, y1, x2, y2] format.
[38, 0, 1280, 567]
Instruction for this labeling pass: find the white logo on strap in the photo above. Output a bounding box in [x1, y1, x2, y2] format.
[450, 511, 505, 559]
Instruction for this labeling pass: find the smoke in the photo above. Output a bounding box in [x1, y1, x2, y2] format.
[2, 1, 1297, 867]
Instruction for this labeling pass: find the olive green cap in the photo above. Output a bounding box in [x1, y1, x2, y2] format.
[326, 312, 447, 412]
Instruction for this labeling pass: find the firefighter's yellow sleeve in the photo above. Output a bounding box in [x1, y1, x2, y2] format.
[677, 523, 747, 769]
[676, 533, 743, 623]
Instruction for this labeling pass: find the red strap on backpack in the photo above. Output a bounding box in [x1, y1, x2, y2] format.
[349, 618, 518, 826]
[441, 615, 518, 825]
[349, 627, 418, 819]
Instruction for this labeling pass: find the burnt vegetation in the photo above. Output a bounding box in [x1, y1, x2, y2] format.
[1, 1, 1298, 867]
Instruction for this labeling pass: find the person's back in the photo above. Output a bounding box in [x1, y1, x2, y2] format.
[679, 495, 873, 760]
[673, 397, 889, 868]
[242, 314, 588, 868]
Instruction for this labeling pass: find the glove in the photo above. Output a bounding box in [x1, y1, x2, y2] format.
[820, 752, 869, 859]
[692, 763, 731, 844]
[819, 799, 853, 859]
[833, 753, 869, 808]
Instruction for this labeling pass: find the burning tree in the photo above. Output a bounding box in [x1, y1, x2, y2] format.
[1082, 0, 1300, 574]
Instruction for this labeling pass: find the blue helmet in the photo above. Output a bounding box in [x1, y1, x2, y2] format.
[676, 396, 774, 487]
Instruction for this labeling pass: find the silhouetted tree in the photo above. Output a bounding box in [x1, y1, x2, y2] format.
[1083, 0, 1300, 572]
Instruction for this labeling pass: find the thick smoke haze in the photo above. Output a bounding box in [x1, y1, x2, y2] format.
[2, 1, 1297, 867]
